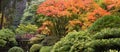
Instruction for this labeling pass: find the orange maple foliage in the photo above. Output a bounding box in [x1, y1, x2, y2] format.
[104, 0, 120, 10]
[66, 19, 83, 32]
[37, 0, 110, 32]
[87, 7, 110, 21]
[69, 20, 82, 27]
[37, 0, 95, 17]
[38, 21, 53, 35]
[79, 2, 110, 30]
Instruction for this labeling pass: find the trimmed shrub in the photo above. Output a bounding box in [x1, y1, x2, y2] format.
[84, 28, 120, 52]
[93, 28, 120, 39]
[40, 46, 52, 52]
[0, 29, 17, 47]
[84, 38, 120, 52]
[30, 44, 42, 52]
[51, 31, 91, 52]
[51, 28, 120, 52]
[8, 46, 24, 52]
[88, 15, 120, 32]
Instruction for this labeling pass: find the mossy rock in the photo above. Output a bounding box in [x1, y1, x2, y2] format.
[41, 35, 60, 46]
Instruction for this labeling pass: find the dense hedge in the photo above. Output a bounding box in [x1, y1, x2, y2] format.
[84, 38, 120, 52]
[93, 28, 120, 39]
[88, 15, 120, 32]
[51, 28, 120, 52]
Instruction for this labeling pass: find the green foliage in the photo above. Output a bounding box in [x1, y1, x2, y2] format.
[50, 17, 70, 36]
[15, 24, 38, 35]
[34, 14, 49, 27]
[30, 44, 42, 52]
[0, 29, 17, 47]
[93, 28, 120, 39]
[88, 15, 120, 32]
[84, 28, 120, 52]
[8, 46, 24, 52]
[21, 0, 45, 24]
[109, 49, 120, 52]
[51, 28, 120, 52]
[40, 46, 52, 52]
[85, 28, 120, 52]
[84, 38, 120, 52]
[0, 39, 7, 47]
[51, 31, 91, 52]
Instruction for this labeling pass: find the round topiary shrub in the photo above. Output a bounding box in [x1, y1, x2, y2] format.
[30, 44, 42, 52]
[8, 46, 24, 52]
[88, 15, 120, 32]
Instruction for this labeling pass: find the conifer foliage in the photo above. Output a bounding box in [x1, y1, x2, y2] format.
[52, 28, 120, 52]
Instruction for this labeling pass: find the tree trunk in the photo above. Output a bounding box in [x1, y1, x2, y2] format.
[0, 0, 1, 29]
[0, 13, 4, 29]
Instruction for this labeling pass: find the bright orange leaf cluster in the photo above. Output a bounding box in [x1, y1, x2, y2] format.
[104, 0, 120, 10]
[87, 7, 110, 22]
[37, 0, 95, 17]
